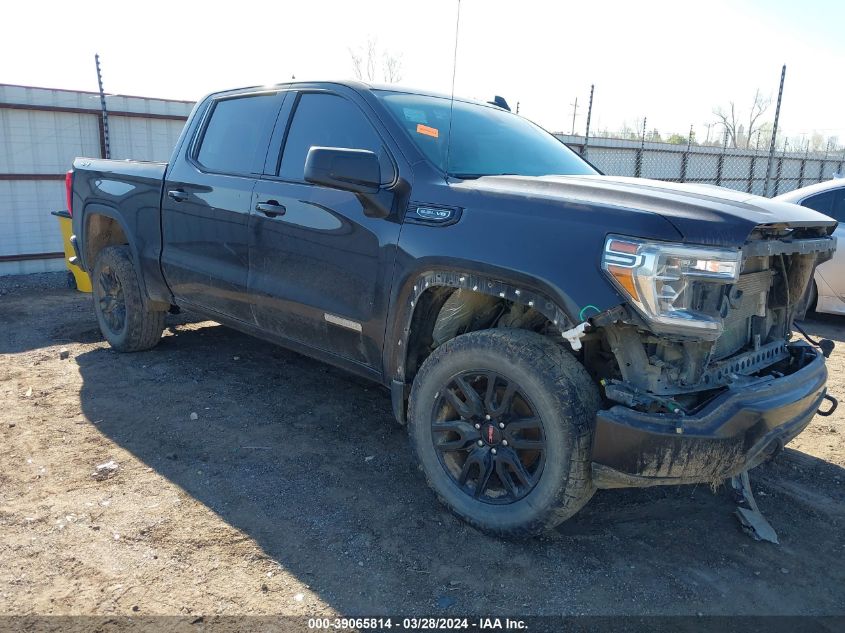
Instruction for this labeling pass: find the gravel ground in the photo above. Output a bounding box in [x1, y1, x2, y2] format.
[1, 273, 843, 617]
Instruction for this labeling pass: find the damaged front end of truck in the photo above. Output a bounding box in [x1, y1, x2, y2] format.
[581, 223, 838, 488]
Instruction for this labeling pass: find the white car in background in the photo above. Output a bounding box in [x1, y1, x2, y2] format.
[776, 178, 845, 315]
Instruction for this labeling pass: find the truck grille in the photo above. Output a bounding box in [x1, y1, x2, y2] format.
[713, 270, 773, 360]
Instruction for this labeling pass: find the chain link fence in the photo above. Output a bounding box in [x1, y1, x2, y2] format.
[557, 134, 845, 197]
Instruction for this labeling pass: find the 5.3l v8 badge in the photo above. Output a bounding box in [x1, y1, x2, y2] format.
[407, 204, 462, 225]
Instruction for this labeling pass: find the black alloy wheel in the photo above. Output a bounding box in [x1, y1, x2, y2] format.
[92, 245, 165, 352]
[408, 329, 601, 537]
[432, 371, 546, 504]
[96, 265, 127, 335]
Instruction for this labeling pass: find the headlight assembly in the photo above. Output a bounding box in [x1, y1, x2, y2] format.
[601, 236, 740, 337]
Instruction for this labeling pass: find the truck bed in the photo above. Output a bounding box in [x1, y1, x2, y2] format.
[71, 157, 169, 303]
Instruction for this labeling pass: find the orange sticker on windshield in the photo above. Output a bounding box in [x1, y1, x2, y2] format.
[416, 123, 439, 138]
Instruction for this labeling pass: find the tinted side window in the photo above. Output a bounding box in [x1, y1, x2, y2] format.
[279, 93, 392, 182]
[802, 191, 834, 215]
[197, 94, 281, 174]
[830, 189, 845, 222]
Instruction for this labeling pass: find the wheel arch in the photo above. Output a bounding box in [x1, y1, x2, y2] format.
[387, 268, 586, 423]
[81, 203, 148, 302]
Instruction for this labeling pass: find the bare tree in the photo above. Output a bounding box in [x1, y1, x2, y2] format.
[713, 89, 771, 149]
[745, 89, 771, 148]
[713, 102, 740, 147]
[382, 52, 403, 83]
[349, 38, 403, 83]
[349, 47, 364, 80]
[366, 38, 377, 82]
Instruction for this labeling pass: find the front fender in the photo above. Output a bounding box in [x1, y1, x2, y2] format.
[384, 262, 611, 385]
[382, 183, 686, 385]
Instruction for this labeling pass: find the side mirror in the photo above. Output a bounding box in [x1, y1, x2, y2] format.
[304, 147, 381, 194]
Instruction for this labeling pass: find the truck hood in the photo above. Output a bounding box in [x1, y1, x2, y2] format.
[453, 174, 836, 247]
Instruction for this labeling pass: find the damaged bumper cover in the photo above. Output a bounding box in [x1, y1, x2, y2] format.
[591, 342, 827, 488]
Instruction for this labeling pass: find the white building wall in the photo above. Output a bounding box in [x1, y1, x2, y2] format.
[0, 83, 193, 276]
[0, 84, 193, 118]
[108, 116, 185, 161]
[0, 180, 67, 274]
[0, 109, 101, 172]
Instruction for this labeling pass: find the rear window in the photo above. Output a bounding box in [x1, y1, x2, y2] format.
[196, 94, 281, 174]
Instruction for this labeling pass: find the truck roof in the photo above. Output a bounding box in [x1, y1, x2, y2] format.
[208, 80, 500, 110]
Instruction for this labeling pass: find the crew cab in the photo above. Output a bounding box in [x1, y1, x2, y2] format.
[69, 81, 837, 536]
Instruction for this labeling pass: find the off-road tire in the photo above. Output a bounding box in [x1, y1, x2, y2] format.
[407, 328, 601, 537]
[92, 245, 165, 352]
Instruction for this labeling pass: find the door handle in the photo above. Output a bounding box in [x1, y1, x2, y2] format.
[167, 189, 188, 202]
[255, 201, 286, 218]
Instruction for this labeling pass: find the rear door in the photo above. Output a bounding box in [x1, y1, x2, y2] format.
[161, 91, 285, 322]
[248, 88, 402, 369]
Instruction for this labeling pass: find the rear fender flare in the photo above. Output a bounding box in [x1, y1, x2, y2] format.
[80, 203, 147, 299]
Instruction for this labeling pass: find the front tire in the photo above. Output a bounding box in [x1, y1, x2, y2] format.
[92, 245, 165, 352]
[407, 329, 600, 537]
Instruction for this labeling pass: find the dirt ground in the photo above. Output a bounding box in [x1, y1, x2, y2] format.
[1, 272, 843, 617]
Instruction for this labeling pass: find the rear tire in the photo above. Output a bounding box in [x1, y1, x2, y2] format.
[407, 328, 600, 537]
[92, 245, 165, 352]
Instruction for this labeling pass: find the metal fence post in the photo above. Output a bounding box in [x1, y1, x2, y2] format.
[817, 143, 831, 183]
[748, 148, 757, 194]
[582, 84, 594, 160]
[764, 64, 786, 196]
[94, 53, 111, 159]
[635, 117, 646, 177]
[680, 125, 693, 183]
[774, 140, 787, 196]
[798, 142, 808, 189]
[716, 128, 727, 186]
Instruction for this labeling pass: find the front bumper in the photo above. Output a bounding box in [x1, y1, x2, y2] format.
[591, 342, 828, 489]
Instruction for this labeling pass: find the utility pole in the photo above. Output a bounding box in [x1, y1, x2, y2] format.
[570, 97, 578, 135]
[764, 64, 786, 197]
[94, 53, 110, 159]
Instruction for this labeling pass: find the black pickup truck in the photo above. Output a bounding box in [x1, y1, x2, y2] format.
[69, 80, 837, 536]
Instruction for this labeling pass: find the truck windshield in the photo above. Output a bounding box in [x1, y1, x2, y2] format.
[376, 90, 597, 179]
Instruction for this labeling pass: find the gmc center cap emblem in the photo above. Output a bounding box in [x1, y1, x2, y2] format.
[483, 424, 501, 445]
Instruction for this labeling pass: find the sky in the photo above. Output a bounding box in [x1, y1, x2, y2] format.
[3, 0, 844, 146]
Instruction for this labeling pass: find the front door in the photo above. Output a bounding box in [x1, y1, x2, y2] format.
[161, 91, 284, 322]
[249, 90, 401, 368]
